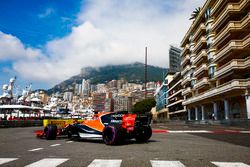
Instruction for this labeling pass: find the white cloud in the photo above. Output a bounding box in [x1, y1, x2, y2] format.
[0, 31, 42, 60]
[10, 0, 205, 86]
[38, 8, 55, 18]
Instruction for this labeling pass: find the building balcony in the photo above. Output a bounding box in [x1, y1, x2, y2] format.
[193, 50, 207, 65]
[181, 54, 190, 66]
[181, 76, 191, 86]
[168, 79, 182, 92]
[212, 0, 249, 32]
[213, 13, 250, 47]
[183, 78, 250, 105]
[193, 36, 206, 54]
[193, 23, 206, 42]
[168, 89, 183, 100]
[193, 64, 208, 77]
[181, 65, 191, 76]
[181, 44, 190, 57]
[193, 77, 209, 90]
[214, 57, 250, 78]
[182, 87, 192, 96]
[168, 109, 186, 115]
[167, 99, 184, 108]
[213, 34, 250, 63]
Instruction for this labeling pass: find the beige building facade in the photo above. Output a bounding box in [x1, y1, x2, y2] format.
[180, 0, 250, 122]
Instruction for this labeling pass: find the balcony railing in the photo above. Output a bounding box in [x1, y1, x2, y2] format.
[213, 34, 250, 63]
[214, 57, 250, 78]
[181, 54, 190, 66]
[182, 87, 192, 96]
[168, 89, 183, 100]
[193, 23, 206, 42]
[212, 0, 249, 32]
[181, 44, 190, 57]
[213, 13, 250, 46]
[167, 99, 184, 108]
[193, 50, 207, 65]
[181, 76, 191, 86]
[193, 77, 209, 90]
[181, 65, 191, 76]
[183, 78, 250, 105]
[193, 36, 206, 54]
[193, 64, 208, 77]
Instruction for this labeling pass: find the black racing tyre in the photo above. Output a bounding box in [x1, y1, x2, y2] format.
[45, 124, 57, 140]
[102, 125, 123, 145]
[135, 126, 152, 143]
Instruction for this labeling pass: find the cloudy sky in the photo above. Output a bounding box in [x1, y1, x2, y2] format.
[0, 0, 205, 91]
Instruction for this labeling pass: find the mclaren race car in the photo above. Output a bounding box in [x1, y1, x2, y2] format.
[35, 112, 152, 145]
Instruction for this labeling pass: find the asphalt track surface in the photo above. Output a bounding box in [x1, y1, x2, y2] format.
[0, 125, 250, 167]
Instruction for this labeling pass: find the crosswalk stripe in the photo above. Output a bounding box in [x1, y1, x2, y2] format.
[211, 162, 250, 167]
[28, 148, 44, 152]
[0, 158, 18, 165]
[87, 159, 122, 167]
[150, 160, 186, 167]
[50, 144, 61, 147]
[24, 158, 69, 167]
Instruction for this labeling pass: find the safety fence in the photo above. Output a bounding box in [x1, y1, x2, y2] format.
[0, 120, 43, 128]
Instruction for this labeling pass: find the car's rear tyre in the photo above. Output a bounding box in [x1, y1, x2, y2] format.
[45, 124, 57, 140]
[102, 125, 123, 145]
[135, 126, 152, 143]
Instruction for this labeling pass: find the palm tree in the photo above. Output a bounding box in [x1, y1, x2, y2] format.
[189, 7, 201, 20]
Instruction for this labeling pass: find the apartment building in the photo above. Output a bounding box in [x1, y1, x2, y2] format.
[167, 72, 186, 120]
[181, 0, 250, 122]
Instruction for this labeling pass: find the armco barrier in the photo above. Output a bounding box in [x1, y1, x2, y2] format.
[0, 120, 43, 128]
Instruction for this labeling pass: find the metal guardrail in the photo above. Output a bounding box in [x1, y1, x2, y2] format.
[0, 120, 43, 128]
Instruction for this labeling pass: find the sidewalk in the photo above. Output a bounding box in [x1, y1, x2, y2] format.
[151, 122, 250, 132]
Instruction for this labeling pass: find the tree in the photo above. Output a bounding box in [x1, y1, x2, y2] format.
[189, 7, 201, 20]
[132, 98, 156, 114]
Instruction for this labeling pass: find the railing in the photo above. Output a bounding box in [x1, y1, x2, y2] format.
[181, 44, 190, 57]
[213, 13, 250, 46]
[168, 89, 183, 100]
[183, 79, 250, 105]
[193, 36, 206, 54]
[193, 23, 206, 42]
[181, 65, 191, 76]
[193, 50, 207, 65]
[213, 34, 250, 63]
[181, 54, 190, 66]
[181, 76, 191, 86]
[0, 120, 43, 128]
[215, 57, 250, 78]
[212, 0, 249, 31]
[193, 77, 209, 89]
[193, 64, 208, 77]
[182, 87, 192, 96]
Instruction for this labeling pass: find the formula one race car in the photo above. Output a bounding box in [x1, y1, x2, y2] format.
[35, 112, 152, 145]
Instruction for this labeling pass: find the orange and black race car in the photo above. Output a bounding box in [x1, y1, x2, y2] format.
[35, 111, 152, 145]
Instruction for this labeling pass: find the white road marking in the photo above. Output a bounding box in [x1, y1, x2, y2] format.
[50, 144, 61, 147]
[28, 148, 44, 152]
[240, 131, 250, 134]
[151, 160, 186, 167]
[88, 159, 122, 167]
[168, 130, 211, 133]
[0, 158, 18, 165]
[25, 158, 68, 167]
[66, 141, 73, 143]
[211, 162, 250, 167]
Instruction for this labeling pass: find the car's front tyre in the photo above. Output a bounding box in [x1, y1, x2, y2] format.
[44, 124, 57, 140]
